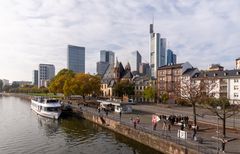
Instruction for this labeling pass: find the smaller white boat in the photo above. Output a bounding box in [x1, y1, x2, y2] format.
[31, 97, 62, 119]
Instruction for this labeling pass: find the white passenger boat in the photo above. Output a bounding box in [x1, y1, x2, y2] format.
[31, 97, 62, 119]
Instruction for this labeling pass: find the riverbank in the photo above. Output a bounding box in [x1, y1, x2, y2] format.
[65, 103, 214, 154]
[0, 96, 159, 154]
[3, 93, 239, 153]
[1, 93, 32, 100]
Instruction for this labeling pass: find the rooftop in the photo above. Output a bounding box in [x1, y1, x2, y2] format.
[158, 63, 183, 70]
[193, 69, 240, 78]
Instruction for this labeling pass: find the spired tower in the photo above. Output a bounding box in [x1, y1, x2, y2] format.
[125, 62, 131, 72]
[149, 21, 167, 78]
[114, 58, 120, 79]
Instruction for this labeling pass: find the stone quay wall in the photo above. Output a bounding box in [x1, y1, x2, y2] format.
[71, 107, 202, 154]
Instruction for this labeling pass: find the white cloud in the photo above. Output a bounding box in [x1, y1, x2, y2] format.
[0, 0, 239, 81]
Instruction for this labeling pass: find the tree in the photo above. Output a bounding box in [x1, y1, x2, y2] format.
[161, 92, 169, 104]
[88, 75, 101, 97]
[204, 97, 239, 138]
[3, 85, 11, 92]
[11, 82, 20, 89]
[48, 69, 75, 94]
[63, 78, 74, 97]
[113, 80, 135, 98]
[143, 86, 155, 102]
[71, 73, 101, 102]
[175, 77, 217, 127]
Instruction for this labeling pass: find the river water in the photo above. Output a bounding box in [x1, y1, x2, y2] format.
[0, 96, 160, 154]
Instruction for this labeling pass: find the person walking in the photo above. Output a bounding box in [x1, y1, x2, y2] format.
[180, 121, 184, 130]
[119, 111, 122, 120]
[222, 139, 226, 153]
[136, 116, 140, 124]
[153, 122, 157, 130]
[192, 126, 197, 140]
[133, 119, 137, 129]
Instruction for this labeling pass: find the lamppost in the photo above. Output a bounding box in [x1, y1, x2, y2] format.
[216, 106, 221, 153]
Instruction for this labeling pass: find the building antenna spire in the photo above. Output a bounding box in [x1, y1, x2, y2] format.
[152, 14, 154, 25]
[150, 14, 154, 33]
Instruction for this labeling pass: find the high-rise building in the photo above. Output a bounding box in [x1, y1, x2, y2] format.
[236, 57, 240, 69]
[67, 45, 85, 73]
[173, 54, 176, 64]
[38, 64, 55, 88]
[129, 50, 142, 72]
[139, 63, 150, 76]
[167, 49, 177, 65]
[149, 23, 167, 78]
[32, 70, 38, 86]
[96, 50, 115, 76]
[160, 38, 167, 66]
[100, 50, 115, 64]
[97, 61, 109, 76]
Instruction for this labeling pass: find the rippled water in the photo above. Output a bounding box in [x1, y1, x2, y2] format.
[0, 96, 160, 154]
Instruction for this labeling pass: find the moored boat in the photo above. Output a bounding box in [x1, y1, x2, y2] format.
[31, 97, 62, 119]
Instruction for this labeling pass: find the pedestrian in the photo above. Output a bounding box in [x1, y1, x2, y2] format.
[222, 139, 226, 153]
[153, 122, 157, 130]
[168, 124, 171, 131]
[133, 119, 137, 129]
[119, 111, 122, 120]
[162, 119, 167, 130]
[192, 126, 197, 140]
[105, 110, 108, 116]
[136, 116, 140, 124]
[180, 121, 184, 130]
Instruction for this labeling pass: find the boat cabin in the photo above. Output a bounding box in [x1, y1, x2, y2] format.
[97, 100, 132, 113]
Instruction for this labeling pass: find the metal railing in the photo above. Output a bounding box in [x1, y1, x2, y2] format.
[66, 104, 216, 154]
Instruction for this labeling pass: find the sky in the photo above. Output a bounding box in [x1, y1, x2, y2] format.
[0, 0, 239, 82]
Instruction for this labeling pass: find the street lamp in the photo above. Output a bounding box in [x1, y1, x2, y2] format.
[216, 106, 221, 153]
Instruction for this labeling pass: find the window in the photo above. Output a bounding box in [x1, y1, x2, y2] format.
[234, 79, 239, 83]
[234, 93, 239, 98]
[234, 85, 239, 90]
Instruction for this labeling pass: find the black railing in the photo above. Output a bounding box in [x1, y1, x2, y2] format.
[67, 104, 216, 154]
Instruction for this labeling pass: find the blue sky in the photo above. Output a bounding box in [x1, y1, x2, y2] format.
[0, 0, 239, 82]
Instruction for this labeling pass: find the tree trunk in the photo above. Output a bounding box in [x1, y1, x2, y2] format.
[192, 102, 197, 126]
[223, 105, 226, 138]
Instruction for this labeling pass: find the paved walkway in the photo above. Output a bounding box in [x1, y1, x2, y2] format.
[132, 104, 240, 130]
[65, 103, 240, 154]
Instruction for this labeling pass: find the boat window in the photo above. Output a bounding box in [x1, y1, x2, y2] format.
[46, 107, 60, 112]
[46, 100, 59, 103]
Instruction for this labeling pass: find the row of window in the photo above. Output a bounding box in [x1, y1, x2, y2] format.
[135, 86, 148, 90]
[158, 70, 180, 76]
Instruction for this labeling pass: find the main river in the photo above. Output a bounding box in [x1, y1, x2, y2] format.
[0, 96, 160, 154]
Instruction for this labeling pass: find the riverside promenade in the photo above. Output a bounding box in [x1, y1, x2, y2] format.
[64, 102, 239, 154]
[2, 93, 239, 153]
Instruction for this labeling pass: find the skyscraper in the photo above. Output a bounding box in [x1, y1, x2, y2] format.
[139, 63, 150, 76]
[38, 64, 55, 87]
[32, 70, 38, 86]
[100, 50, 115, 64]
[149, 23, 167, 78]
[167, 49, 177, 65]
[97, 61, 109, 75]
[67, 45, 85, 73]
[129, 50, 142, 72]
[96, 50, 115, 75]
